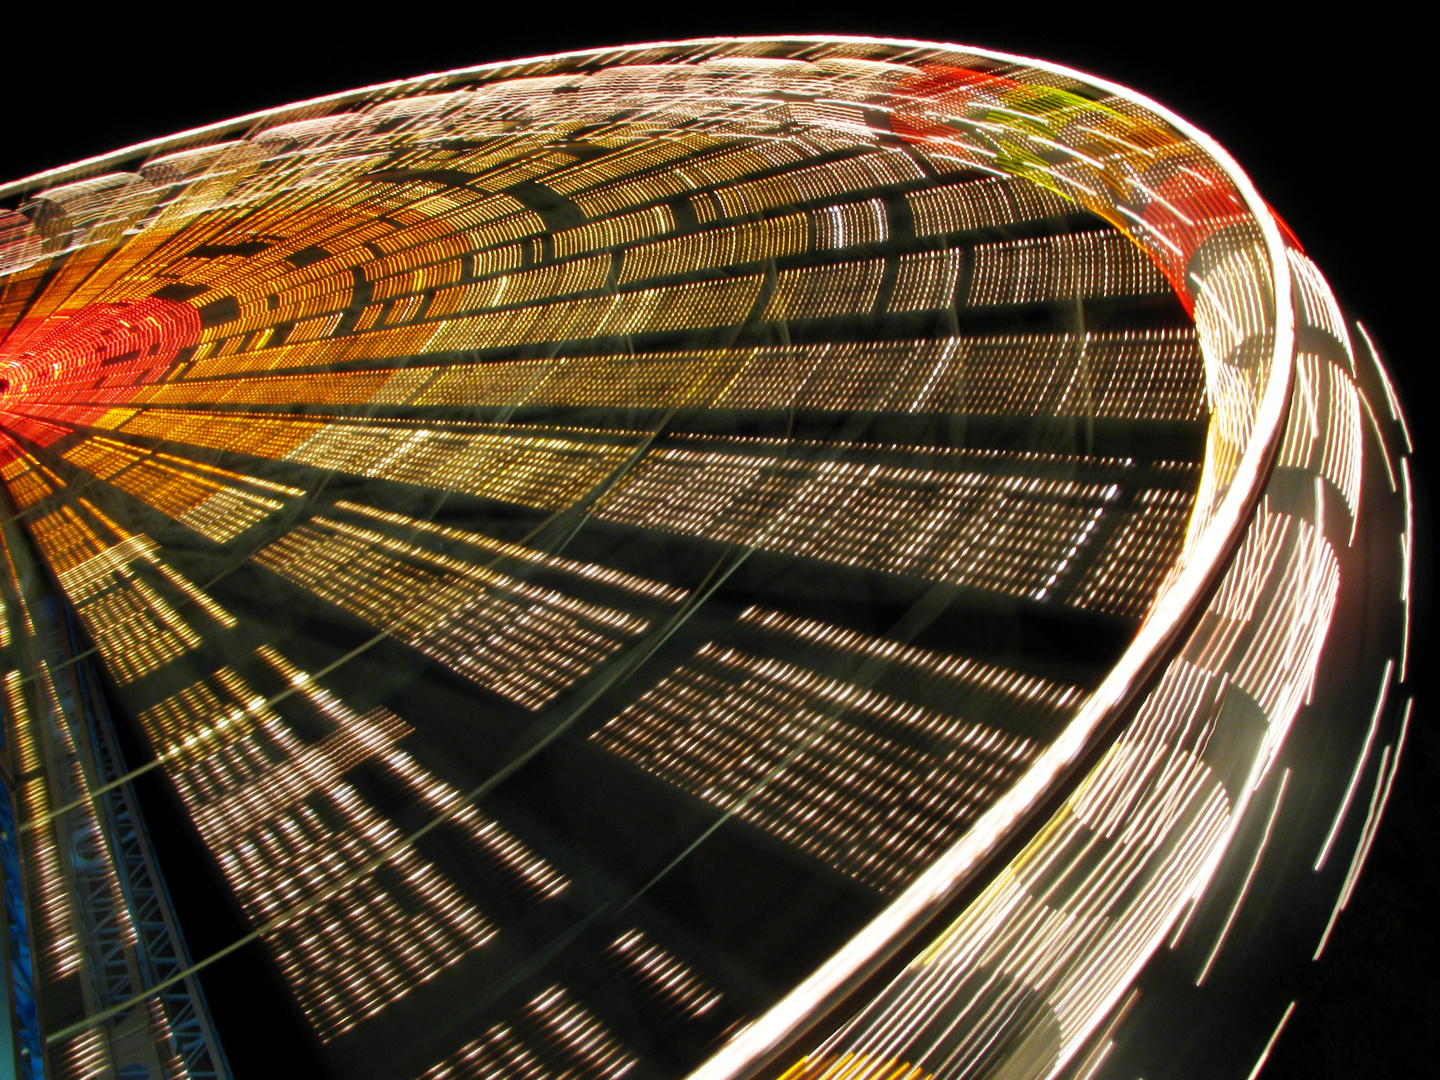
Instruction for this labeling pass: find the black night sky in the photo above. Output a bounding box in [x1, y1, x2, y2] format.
[1, 4, 1431, 1075]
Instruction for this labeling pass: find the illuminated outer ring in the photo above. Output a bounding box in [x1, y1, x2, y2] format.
[0, 30, 1295, 831]
[4, 36, 1401, 1080]
[610, 37, 1296, 1080]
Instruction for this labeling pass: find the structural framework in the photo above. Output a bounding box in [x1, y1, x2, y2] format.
[0, 36, 1417, 1080]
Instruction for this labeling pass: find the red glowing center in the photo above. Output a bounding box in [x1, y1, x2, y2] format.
[0, 296, 201, 462]
[0, 295, 200, 396]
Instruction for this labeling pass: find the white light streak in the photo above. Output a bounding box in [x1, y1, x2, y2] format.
[1166, 895, 1200, 951]
[1313, 743, 1392, 960]
[1195, 769, 1289, 985]
[1401, 457, 1414, 605]
[1055, 987, 1139, 1080]
[1392, 697, 1413, 783]
[1314, 659, 1391, 871]
[1356, 386, 1396, 495]
[1244, 1001, 1296, 1080]
[1355, 322, 1411, 452]
[1400, 456, 1414, 684]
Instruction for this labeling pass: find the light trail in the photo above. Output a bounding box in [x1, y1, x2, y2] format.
[1356, 386, 1397, 492]
[1356, 322, 1411, 453]
[1314, 658, 1391, 871]
[1400, 456, 1414, 682]
[1313, 743, 1392, 961]
[1243, 1001, 1296, 1080]
[1196, 768, 1290, 985]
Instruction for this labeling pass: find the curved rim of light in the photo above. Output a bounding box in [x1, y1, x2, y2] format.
[0, 36, 1295, 1076]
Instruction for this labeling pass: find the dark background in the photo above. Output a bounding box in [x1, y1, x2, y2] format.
[0, 5, 1430, 1075]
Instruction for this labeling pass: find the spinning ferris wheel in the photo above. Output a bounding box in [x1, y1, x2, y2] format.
[0, 36, 1416, 1080]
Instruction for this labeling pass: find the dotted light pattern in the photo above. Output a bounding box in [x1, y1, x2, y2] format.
[254, 516, 651, 709]
[138, 651, 572, 1042]
[590, 447, 1175, 603]
[607, 930, 724, 1021]
[419, 985, 639, 1080]
[592, 634, 1049, 893]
